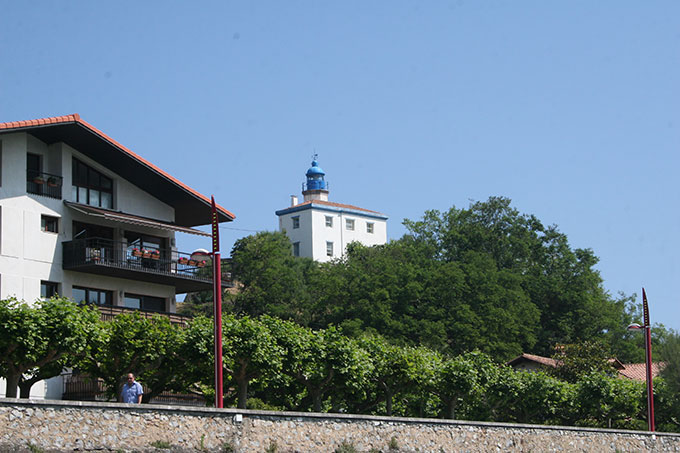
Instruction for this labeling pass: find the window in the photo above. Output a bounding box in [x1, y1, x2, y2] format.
[366, 222, 374, 234]
[73, 286, 112, 306]
[326, 241, 334, 257]
[41, 215, 58, 233]
[292, 216, 300, 229]
[293, 242, 300, 257]
[72, 158, 113, 209]
[345, 218, 355, 231]
[41, 281, 59, 299]
[124, 294, 165, 312]
[325, 216, 333, 227]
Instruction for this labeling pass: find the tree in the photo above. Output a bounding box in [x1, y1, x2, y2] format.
[77, 312, 186, 402]
[550, 341, 615, 383]
[403, 197, 624, 356]
[657, 330, 680, 429]
[574, 371, 645, 429]
[230, 231, 320, 324]
[0, 297, 101, 398]
[221, 314, 284, 409]
[265, 317, 371, 412]
[355, 336, 434, 416]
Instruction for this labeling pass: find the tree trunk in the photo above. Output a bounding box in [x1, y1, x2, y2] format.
[385, 389, 393, 416]
[4, 371, 21, 398]
[311, 389, 322, 412]
[445, 398, 456, 419]
[237, 379, 248, 409]
[19, 378, 38, 398]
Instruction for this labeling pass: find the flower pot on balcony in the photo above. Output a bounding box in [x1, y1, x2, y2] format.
[178, 257, 189, 265]
[132, 249, 142, 258]
[33, 176, 45, 185]
[188, 260, 197, 266]
[151, 252, 160, 260]
[197, 260, 206, 268]
[142, 250, 151, 259]
[47, 177, 60, 187]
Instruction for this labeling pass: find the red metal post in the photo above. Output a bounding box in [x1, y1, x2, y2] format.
[211, 196, 223, 408]
[642, 288, 655, 431]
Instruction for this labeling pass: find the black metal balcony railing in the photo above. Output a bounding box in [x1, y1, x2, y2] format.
[27, 170, 63, 199]
[62, 237, 233, 292]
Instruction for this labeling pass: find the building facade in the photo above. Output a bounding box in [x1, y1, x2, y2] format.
[0, 114, 235, 398]
[275, 158, 387, 262]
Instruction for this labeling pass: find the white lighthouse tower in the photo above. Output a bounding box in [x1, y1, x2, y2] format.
[275, 156, 388, 262]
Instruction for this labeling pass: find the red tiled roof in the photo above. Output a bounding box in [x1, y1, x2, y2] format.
[0, 114, 235, 222]
[618, 362, 666, 381]
[507, 353, 560, 368]
[292, 199, 386, 216]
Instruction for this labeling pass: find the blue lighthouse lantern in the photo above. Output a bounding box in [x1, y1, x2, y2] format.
[304, 155, 327, 191]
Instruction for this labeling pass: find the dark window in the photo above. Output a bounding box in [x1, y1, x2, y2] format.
[41, 281, 59, 298]
[72, 158, 113, 209]
[124, 294, 165, 312]
[41, 215, 58, 233]
[292, 216, 300, 229]
[73, 286, 112, 306]
[293, 242, 300, 257]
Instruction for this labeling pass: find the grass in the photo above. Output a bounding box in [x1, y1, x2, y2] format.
[26, 443, 44, 453]
[150, 440, 172, 449]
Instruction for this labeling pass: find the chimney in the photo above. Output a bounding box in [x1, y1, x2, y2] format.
[290, 195, 298, 206]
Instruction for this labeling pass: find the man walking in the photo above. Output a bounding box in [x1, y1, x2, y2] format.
[120, 373, 143, 404]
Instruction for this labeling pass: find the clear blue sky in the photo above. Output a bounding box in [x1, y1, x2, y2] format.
[2, 2, 678, 331]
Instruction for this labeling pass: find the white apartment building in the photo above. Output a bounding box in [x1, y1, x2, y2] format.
[0, 114, 235, 398]
[276, 158, 387, 262]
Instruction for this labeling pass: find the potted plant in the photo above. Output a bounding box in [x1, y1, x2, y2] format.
[132, 248, 142, 258]
[142, 249, 151, 259]
[33, 175, 45, 184]
[178, 257, 189, 265]
[188, 259, 197, 266]
[47, 176, 60, 187]
[151, 250, 160, 260]
[197, 260, 206, 268]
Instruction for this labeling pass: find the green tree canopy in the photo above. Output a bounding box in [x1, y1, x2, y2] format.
[0, 297, 101, 398]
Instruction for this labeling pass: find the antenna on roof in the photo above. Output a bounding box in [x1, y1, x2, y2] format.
[312, 151, 318, 161]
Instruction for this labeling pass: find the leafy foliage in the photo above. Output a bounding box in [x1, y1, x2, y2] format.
[0, 297, 101, 398]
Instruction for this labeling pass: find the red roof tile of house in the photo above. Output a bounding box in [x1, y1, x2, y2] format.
[506, 353, 560, 368]
[0, 114, 235, 222]
[618, 362, 666, 381]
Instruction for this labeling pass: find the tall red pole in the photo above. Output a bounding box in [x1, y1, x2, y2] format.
[642, 288, 654, 431]
[211, 196, 224, 408]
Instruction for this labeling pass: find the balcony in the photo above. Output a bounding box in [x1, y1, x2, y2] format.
[27, 170, 63, 199]
[94, 304, 192, 326]
[62, 237, 233, 293]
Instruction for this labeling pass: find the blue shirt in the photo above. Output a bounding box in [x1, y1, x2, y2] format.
[121, 381, 143, 403]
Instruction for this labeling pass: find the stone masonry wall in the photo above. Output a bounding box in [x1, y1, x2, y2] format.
[1, 398, 679, 452]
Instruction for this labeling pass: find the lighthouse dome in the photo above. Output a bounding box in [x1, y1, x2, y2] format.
[304, 157, 327, 192]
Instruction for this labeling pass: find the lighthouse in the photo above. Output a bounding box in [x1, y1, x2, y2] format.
[276, 156, 388, 262]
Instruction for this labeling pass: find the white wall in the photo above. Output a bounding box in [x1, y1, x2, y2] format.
[279, 205, 387, 263]
[0, 132, 178, 305]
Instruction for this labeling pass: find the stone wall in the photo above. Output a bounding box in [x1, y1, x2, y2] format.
[1, 398, 679, 452]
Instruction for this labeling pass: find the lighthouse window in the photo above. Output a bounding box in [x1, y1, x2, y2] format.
[326, 241, 334, 257]
[367, 222, 374, 234]
[293, 242, 300, 257]
[292, 216, 300, 229]
[345, 219, 355, 231]
[325, 216, 333, 228]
